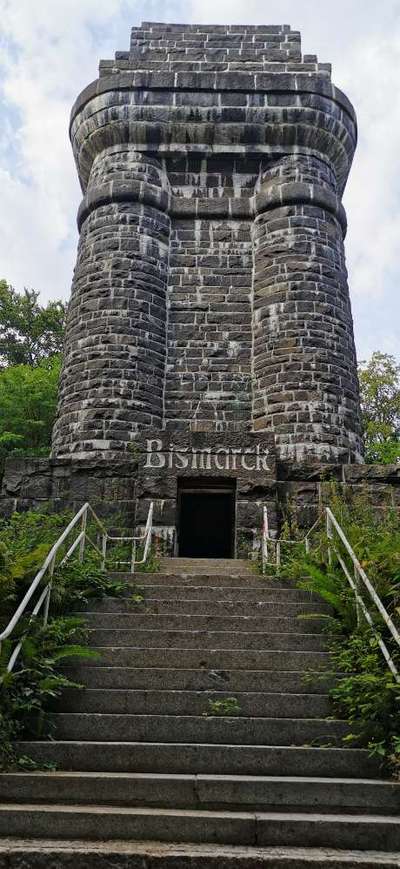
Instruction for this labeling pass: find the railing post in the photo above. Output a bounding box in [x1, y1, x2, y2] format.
[43, 586, 51, 626]
[262, 506, 268, 573]
[131, 539, 136, 574]
[354, 563, 362, 627]
[276, 540, 281, 570]
[101, 534, 107, 571]
[326, 510, 333, 567]
[43, 552, 56, 625]
[305, 536, 310, 555]
[79, 507, 87, 563]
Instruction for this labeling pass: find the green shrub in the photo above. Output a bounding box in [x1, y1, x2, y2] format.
[0, 508, 129, 770]
[328, 630, 400, 765]
[274, 488, 400, 772]
[0, 614, 99, 770]
[0, 509, 72, 625]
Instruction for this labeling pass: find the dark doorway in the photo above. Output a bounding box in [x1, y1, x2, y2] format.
[177, 479, 236, 558]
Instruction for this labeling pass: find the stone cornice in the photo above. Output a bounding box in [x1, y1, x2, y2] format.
[254, 181, 347, 234]
[70, 72, 356, 131]
[78, 178, 347, 235]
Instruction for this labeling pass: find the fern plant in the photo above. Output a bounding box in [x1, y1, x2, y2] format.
[0, 614, 98, 767]
[273, 487, 400, 772]
[0, 507, 131, 770]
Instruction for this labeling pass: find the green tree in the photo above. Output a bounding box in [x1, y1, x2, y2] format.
[0, 356, 61, 469]
[0, 280, 66, 368]
[358, 352, 400, 464]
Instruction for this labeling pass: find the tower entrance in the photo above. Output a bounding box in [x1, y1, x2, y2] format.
[177, 479, 236, 558]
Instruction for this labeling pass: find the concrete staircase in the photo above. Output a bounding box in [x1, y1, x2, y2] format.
[1, 557, 400, 867]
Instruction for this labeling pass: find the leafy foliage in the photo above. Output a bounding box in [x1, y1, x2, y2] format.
[329, 630, 400, 766]
[51, 559, 128, 613]
[104, 537, 161, 574]
[0, 355, 61, 471]
[0, 509, 72, 626]
[0, 508, 128, 769]
[134, 545, 161, 574]
[0, 280, 65, 368]
[274, 489, 400, 773]
[358, 352, 400, 464]
[0, 280, 65, 473]
[204, 697, 241, 716]
[0, 616, 96, 770]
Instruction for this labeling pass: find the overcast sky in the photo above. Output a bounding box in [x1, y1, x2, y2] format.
[0, 0, 399, 360]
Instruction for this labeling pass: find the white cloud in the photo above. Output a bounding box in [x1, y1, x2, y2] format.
[0, 0, 133, 299]
[187, 0, 400, 359]
[0, 0, 399, 358]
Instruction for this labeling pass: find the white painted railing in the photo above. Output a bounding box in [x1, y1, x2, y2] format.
[262, 505, 400, 682]
[262, 506, 322, 572]
[0, 501, 154, 673]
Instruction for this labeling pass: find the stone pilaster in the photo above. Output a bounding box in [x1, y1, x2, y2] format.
[251, 155, 363, 462]
[52, 148, 171, 457]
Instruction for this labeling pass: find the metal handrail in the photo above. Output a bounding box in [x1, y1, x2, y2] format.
[0, 500, 154, 673]
[262, 505, 400, 682]
[105, 502, 154, 573]
[262, 506, 323, 571]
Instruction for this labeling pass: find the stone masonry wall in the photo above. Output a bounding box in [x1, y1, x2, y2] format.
[166, 215, 253, 432]
[252, 155, 363, 462]
[277, 463, 400, 532]
[52, 22, 361, 463]
[52, 149, 171, 457]
[2, 457, 399, 555]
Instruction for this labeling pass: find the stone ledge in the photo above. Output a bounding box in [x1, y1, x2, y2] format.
[70, 72, 356, 132]
[77, 179, 346, 230]
[278, 461, 400, 484]
[254, 181, 347, 235]
[77, 180, 170, 229]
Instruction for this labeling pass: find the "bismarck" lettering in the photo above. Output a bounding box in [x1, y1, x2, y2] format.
[143, 439, 271, 472]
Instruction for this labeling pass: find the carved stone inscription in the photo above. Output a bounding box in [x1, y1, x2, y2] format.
[135, 430, 277, 544]
[143, 438, 273, 473]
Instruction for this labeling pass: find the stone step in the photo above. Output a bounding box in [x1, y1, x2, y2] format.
[130, 573, 295, 587]
[50, 712, 349, 746]
[81, 647, 330, 671]
[16, 741, 379, 778]
[2, 773, 399, 814]
[1, 840, 399, 869]
[1, 804, 399, 850]
[123, 585, 318, 602]
[63, 666, 332, 693]
[81, 613, 327, 634]
[158, 558, 254, 574]
[57, 689, 332, 718]
[87, 629, 327, 652]
[77, 598, 330, 617]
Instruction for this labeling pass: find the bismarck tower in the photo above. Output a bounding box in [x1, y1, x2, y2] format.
[52, 21, 362, 464]
[3, 23, 376, 551]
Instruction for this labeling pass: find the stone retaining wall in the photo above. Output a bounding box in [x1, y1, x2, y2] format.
[2, 457, 398, 555]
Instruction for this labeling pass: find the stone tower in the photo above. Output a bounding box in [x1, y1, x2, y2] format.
[52, 22, 363, 464]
